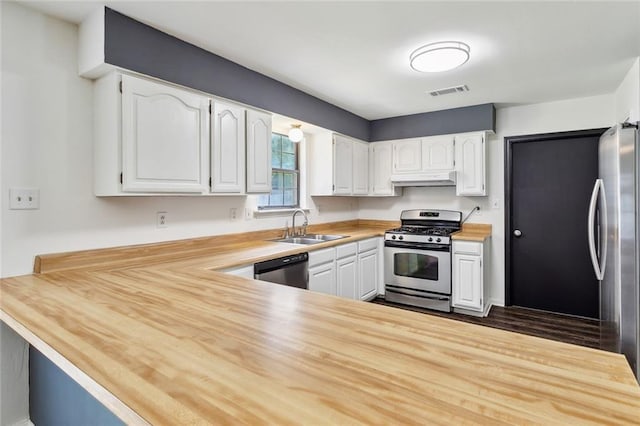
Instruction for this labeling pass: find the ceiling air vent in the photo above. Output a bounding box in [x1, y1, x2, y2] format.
[429, 84, 469, 97]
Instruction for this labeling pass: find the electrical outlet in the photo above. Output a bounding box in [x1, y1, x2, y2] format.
[491, 198, 500, 209]
[157, 211, 168, 228]
[9, 188, 40, 210]
[230, 208, 237, 221]
[244, 208, 253, 220]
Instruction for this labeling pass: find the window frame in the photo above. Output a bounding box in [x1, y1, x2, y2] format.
[257, 132, 300, 210]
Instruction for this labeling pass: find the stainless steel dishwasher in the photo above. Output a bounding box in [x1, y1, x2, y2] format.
[254, 252, 309, 289]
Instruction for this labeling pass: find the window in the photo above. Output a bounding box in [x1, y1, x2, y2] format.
[258, 133, 299, 209]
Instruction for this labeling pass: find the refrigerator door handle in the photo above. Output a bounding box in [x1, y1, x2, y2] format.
[588, 179, 605, 280]
[599, 181, 608, 277]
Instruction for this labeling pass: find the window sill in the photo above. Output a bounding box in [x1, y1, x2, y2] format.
[254, 208, 310, 218]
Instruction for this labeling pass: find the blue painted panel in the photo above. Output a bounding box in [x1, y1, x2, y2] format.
[369, 104, 496, 141]
[29, 347, 124, 426]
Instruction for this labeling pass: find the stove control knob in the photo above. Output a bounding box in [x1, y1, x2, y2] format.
[436, 237, 441, 243]
[398, 236, 404, 240]
[391, 235, 396, 240]
[428, 237, 433, 242]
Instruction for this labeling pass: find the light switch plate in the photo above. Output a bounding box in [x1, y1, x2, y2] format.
[9, 188, 40, 210]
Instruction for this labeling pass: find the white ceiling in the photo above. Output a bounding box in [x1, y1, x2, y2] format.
[20, 1, 640, 120]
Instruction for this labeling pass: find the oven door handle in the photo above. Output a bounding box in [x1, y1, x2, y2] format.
[385, 287, 449, 301]
[384, 241, 450, 251]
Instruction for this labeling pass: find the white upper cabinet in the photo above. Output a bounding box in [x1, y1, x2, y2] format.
[352, 140, 369, 195]
[309, 133, 369, 196]
[392, 136, 454, 175]
[333, 134, 354, 194]
[392, 139, 422, 173]
[245, 109, 272, 193]
[422, 135, 455, 170]
[369, 141, 401, 196]
[455, 132, 486, 196]
[211, 100, 245, 193]
[97, 73, 209, 195]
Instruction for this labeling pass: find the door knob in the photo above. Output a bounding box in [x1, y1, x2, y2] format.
[513, 229, 522, 237]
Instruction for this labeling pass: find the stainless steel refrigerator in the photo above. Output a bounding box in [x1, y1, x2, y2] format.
[588, 123, 639, 381]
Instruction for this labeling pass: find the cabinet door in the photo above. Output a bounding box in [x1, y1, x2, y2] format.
[358, 249, 378, 300]
[309, 261, 337, 296]
[121, 75, 209, 193]
[246, 109, 272, 193]
[423, 135, 454, 170]
[452, 253, 483, 310]
[392, 139, 422, 173]
[370, 142, 395, 195]
[333, 135, 353, 194]
[353, 141, 369, 195]
[211, 101, 245, 193]
[336, 255, 358, 300]
[455, 133, 486, 196]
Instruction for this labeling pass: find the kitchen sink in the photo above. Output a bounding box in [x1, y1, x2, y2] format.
[300, 234, 347, 241]
[271, 234, 348, 245]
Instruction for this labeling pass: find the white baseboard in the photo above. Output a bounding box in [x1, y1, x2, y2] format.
[483, 299, 495, 316]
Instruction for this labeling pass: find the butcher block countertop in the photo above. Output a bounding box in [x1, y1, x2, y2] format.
[452, 223, 492, 241]
[2, 220, 640, 425]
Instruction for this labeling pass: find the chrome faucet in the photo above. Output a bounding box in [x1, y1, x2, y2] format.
[291, 209, 308, 236]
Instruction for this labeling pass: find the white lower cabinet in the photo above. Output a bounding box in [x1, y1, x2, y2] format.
[357, 238, 379, 301]
[452, 240, 490, 316]
[308, 248, 337, 296]
[308, 238, 381, 301]
[336, 243, 358, 299]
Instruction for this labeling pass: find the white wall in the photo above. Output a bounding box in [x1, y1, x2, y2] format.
[615, 57, 640, 123]
[0, 2, 356, 279]
[360, 93, 615, 307]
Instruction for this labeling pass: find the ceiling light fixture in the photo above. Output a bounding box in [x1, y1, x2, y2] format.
[288, 124, 303, 142]
[410, 41, 470, 73]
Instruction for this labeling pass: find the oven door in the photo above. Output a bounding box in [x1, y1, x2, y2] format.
[384, 245, 451, 294]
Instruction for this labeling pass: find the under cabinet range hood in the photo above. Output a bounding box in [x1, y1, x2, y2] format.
[390, 171, 457, 187]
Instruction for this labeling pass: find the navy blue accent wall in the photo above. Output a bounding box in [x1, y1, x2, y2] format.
[369, 104, 496, 142]
[30, 347, 124, 426]
[103, 8, 370, 141]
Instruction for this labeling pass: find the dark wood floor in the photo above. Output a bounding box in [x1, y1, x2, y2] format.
[372, 298, 603, 350]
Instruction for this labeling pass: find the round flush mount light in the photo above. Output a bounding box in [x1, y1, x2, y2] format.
[288, 124, 303, 142]
[410, 41, 470, 73]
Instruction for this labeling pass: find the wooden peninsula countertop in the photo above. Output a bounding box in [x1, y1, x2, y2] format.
[2, 220, 639, 425]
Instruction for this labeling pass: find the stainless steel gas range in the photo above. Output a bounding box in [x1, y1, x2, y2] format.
[384, 209, 462, 312]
